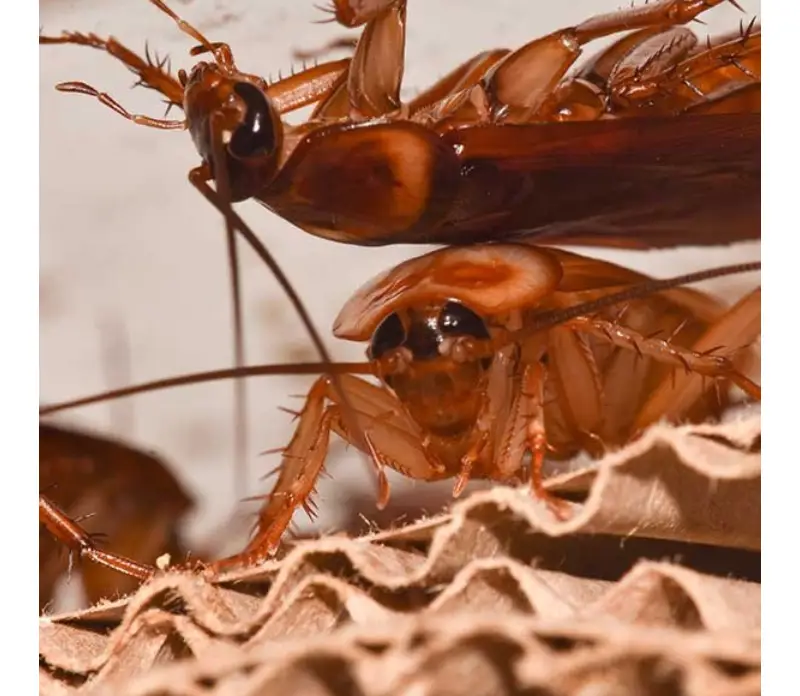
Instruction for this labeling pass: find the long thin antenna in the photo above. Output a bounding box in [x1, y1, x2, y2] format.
[209, 114, 250, 506]
[528, 262, 760, 334]
[39, 362, 374, 415]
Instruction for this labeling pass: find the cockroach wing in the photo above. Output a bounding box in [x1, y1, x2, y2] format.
[436, 113, 760, 249]
[261, 114, 757, 249]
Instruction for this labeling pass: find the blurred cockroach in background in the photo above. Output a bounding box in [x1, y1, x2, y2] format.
[39, 420, 256, 612]
[39, 0, 761, 503]
[40, 246, 760, 584]
[39, 422, 195, 612]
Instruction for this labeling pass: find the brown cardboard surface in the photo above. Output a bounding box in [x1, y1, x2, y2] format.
[39, 412, 761, 695]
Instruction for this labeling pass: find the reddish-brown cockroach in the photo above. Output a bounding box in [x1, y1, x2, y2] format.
[39, 0, 761, 503]
[40, 245, 761, 582]
[39, 0, 761, 251]
[39, 422, 195, 611]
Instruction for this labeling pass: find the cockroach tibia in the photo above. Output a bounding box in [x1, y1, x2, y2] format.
[41, 246, 761, 579]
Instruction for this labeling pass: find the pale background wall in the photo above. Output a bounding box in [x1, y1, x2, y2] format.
[40, 0, 761, 553]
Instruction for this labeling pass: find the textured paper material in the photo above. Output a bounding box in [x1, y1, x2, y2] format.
[39, 413, 761, 695]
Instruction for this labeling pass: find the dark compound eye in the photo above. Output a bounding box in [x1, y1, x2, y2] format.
[369, 312, 405, 360]
[229, 82, 276, 158]
[439, 301, 490, 340]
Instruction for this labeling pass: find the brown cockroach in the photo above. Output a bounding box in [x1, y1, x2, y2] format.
[39, 0, 761, 251]
[39, 422, 195, 611]
[40, 245, 761, 583]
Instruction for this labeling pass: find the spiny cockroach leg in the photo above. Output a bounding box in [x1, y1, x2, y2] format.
[565, 316, 760, 400]
[39, 495, 155, 582]
[208, 373, 450, 571]
[39, 31, 185, 105]
[471, 0, 739, 122]
[211, 378, 337, 570]
[38, 29, 350, 120]
[572, 0, 741, 45]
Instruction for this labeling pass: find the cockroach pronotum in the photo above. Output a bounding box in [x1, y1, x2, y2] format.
[40, 245, 761, 585]
[39, 0, 761, 501]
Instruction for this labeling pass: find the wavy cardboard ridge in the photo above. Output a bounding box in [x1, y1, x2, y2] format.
[39, 414, 761, 695]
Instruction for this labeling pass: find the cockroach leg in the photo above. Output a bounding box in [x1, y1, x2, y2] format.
[211, 373, 448, 571]
[308, 0, 408, 120]
[209, 377, 339, 570]
[55, 82, 186, 130]
[265, 59, 352, 115]
[147, 0, 234, 67]
[603, 27, 699, 94]
[451, 429, 490, 499]
[39, 494, 155, 582]
[611, 25, 761, 110]
[572, 0, 742, 45]
[519, 362, 572, 519]
[633, 287, 761, 429]
[344, 0, 406, 118]
[566, 315, 759, 396]
[38, 31, 185, 107]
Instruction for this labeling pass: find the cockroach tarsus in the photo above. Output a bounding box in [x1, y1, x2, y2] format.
[40, 245, 761, 585]
[39, 0, 761, 506]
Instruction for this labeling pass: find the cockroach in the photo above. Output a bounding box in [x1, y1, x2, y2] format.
[40, 245, 761, 584]
[39, 422, 195, 611]
[39, 0, 761, 250]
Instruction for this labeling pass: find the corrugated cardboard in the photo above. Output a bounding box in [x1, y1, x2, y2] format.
[39, 411, 761, 695]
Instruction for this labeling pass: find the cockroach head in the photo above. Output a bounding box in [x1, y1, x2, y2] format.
[183, 64, 283, 201]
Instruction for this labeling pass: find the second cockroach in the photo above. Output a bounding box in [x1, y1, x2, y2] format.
[40, 244, 761, 584]
[39, 422, 195, 610]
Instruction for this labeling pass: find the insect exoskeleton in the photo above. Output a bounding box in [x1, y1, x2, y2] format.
[233, 243, 760, 565]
